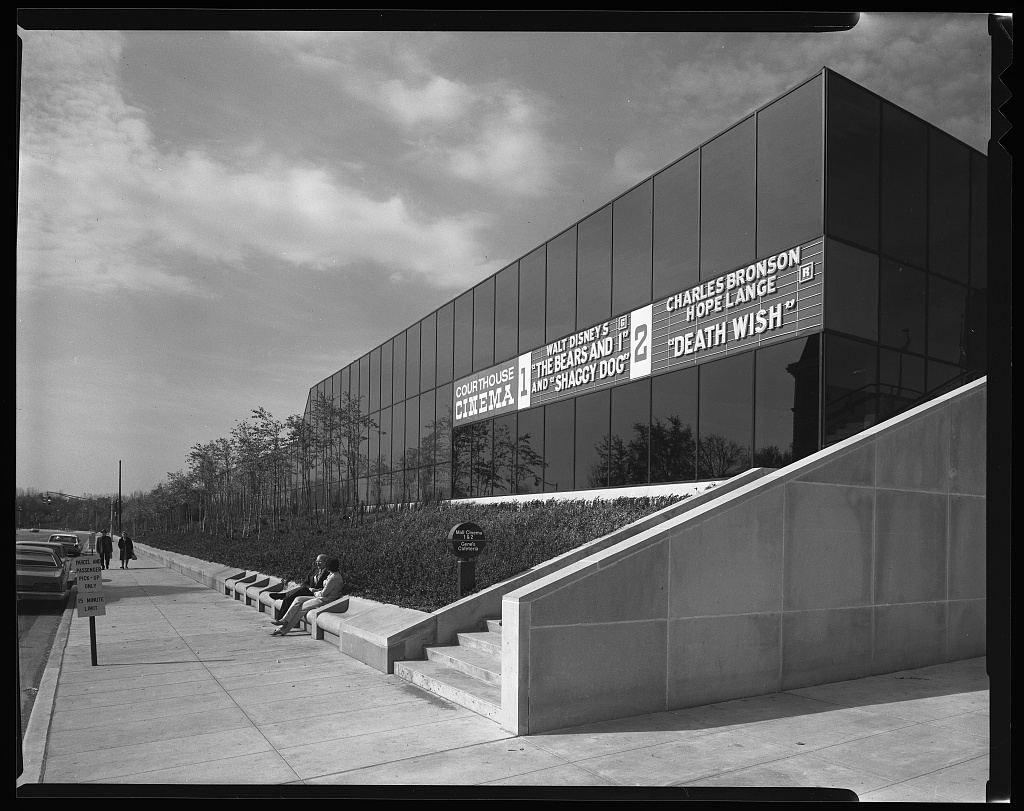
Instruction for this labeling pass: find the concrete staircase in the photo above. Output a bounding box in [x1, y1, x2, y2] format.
[394, 618, 503, 722]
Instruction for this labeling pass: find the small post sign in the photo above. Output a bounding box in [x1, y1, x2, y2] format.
[448, 522, 486, 597]
[74, 553, 104, 665]
[75, 554, 105, 615]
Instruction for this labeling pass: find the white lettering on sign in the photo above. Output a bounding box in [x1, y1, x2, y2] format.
[450, 239, 822, 426]
[629, 304, 653, 380]
[453, 362, 517, 424]
[665, 246, 799, 322]
[77, 592, 106, 617]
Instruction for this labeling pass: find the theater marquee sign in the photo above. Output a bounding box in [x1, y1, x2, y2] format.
[453, 236, 824, 427]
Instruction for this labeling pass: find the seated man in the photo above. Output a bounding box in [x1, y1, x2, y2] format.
[270, 554, 328, 614]
[270, 557, 344, 636]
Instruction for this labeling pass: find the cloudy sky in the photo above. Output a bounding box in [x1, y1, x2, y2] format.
[16, 12, 993, 498]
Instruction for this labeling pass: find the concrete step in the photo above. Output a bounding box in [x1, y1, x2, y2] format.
[456, 630, 502, 656]
[394, 658, 502, 722]
[425, 643, 501, 686]
[486, 618, 502, 634]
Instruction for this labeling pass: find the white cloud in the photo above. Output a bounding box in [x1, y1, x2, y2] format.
[278, 33, 564, 197]
[17, 29, 496, 296]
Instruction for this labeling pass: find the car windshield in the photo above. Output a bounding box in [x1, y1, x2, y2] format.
[17, 550, 58, 568]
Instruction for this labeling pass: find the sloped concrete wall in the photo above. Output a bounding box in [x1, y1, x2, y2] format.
[502, 378, 986, 735]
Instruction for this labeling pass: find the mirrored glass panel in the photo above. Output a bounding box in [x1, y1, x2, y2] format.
[928, 275, 968, 365]
[575, 389, 610, 490]
[494, 262, 519, 363]
[653, 152, 700, 300]
[577, 205, 612, 328]
[823, 334, 878, 444]
[421, 313, 437, 391]
[824, 239, 878, 342]
[547, 228, 576, 341]
[378, 407, 392, 473]
[879, 345, 926, 421]
[755, 336, 819, 467]
[825, 72, 880, 251]
[434, 383, 452, 468]
[515, 407, 545, 494]
[757, 75, 823, 255]
[544, 399, 574, 495]
[970, 152, 987, 289]
[880, 102, 927, 268]
[451, 423, 472, 499]
[879, 259, 926, 353]
[698, 352, 753, 479]
[436, 303, 454, 385]
[380, 339, 393, 409]
[928, 130, 970, 283]
[612, 179, 653, 315]
[519, 246, 546, 352]
[700, 117, 756, 278]
[492, 414, 517, 495]
[609, 378, 650, 486]
[454, 290, 473, 380]
[403, 395, 419, 493]
[391, 401, 405, 477]
[393, 332, 406, 404]
[369, 347, 381, 413]
[473, 277, 495, 372]
[405, 325, 419, 398]
[651, 367, 697, 483]
[358, 355, 369, 418]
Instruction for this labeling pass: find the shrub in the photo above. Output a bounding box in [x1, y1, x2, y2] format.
[140, 496, 685, 611]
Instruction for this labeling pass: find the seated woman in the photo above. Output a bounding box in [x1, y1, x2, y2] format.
[270, 556, 344, 636]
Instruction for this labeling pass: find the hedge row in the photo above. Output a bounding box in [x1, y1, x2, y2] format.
[140, 496, 684, 611]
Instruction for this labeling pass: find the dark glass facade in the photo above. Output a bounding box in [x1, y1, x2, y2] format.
[298, 69, 986, 507]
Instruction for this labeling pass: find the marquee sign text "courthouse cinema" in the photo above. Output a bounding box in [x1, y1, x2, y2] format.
[452, 238, 824, 427]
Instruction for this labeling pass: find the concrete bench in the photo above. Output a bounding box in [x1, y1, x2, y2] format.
[234, 574, 268, 601]
[257, 582, 307, 620]
[224, 571, 256, 597]
[244, 576, 282, 607]
[305, 596, 351, 639]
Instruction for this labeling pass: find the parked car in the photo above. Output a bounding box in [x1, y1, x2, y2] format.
[48, 532, 82, 557]
[17, 546, 71, 601]
[16, 540, 72, 575]
[29, 527, 40, 533]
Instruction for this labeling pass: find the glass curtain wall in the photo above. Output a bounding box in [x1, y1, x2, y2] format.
[294, 69, 984, 507]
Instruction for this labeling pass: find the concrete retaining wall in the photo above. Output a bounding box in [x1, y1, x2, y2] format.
[501, 378, 987, 735]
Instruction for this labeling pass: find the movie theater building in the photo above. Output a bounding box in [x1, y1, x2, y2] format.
[296, 67, 987, 509]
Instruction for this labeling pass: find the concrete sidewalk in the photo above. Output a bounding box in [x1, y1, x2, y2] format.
[17, 550, 990, 799]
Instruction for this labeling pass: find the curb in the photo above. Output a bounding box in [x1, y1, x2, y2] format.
[17, 591, 76, 786]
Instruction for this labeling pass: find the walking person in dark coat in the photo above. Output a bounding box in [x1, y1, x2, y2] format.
[97, 531, 114, 569]
[118, 533, 135, 568]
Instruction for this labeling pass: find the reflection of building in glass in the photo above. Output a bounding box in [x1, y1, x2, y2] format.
[295, 68, 986, 508]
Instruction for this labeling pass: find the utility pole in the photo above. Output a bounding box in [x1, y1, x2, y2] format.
[117, 460, 122, 535]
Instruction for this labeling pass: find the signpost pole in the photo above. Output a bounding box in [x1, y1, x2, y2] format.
[457, 559, 476, 597]
[89, 616, 97, 666]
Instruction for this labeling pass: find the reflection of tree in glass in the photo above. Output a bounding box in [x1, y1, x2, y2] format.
[590, 417, 701, 488]
[312, 392, 379, 516]
[452, 423, 493, 498]
[650, 416, 695, 483]
[753, 444, 793, 468]
[698, 433, 750, 479]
